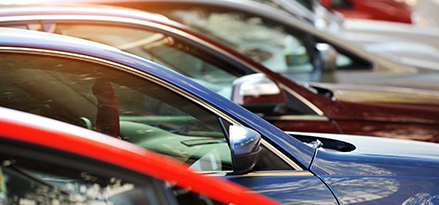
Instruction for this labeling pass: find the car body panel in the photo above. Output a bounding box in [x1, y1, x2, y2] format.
[316, 152, 439, 204]
[226, 174, 338, 204]
[2, 26, 439, 204]
[288, 131, 439, 204]
[325, 86, 439, 140]
[1, 5, 439, 142]
[287, 131, 439, 160]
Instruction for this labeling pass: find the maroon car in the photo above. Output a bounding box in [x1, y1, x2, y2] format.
[0, 5, 438, 142]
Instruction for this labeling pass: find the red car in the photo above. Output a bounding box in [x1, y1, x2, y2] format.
[320, 0, 413, 24]
[0, 106, 281, 205]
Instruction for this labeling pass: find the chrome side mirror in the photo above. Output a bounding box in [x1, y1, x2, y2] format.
[232, 74, 290, 116]
[229, 125, 262, 174]
[316, 43, 338, 72]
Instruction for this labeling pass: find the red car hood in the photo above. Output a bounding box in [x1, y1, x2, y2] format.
[308, 83, 439, 124]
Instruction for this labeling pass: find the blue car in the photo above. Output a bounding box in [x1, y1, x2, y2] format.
[1, 27, 438, 204]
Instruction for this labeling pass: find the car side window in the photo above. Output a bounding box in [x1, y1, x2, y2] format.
[153, 8, 314, 74]
[0, 160, 159, 204]
[0, 52, 232, 172]
[0, 150, 226, 205]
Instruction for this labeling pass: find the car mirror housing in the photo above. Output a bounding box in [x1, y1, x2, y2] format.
[232, 74, 289, 116]
[316, 43, 338, 72]
[229, 125, 262, 174]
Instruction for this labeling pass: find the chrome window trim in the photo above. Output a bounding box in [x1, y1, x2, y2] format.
[0, 14, 325, 116]
[238, 170, 312, 177]
[0, 46, 304, 171]
[207, 170, 312, 177]
[263, 115, 328, 121]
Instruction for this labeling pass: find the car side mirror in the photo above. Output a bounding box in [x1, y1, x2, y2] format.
[316, 43, 338, 72]
[232, 73, 290, 116]
[229, 125, 262, 174]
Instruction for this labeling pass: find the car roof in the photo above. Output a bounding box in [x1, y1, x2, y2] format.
[0, 106, 282, 205]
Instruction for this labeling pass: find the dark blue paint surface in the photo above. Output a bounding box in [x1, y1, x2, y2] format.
[226, 175, 337, 204]
[313, 150, 439, 204]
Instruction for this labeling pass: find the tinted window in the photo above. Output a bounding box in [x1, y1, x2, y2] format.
[0, 160, 158, 204]
[0, 146, 226, 205]
[0, 52, 232, 172]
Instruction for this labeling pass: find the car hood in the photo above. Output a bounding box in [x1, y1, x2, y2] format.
[306, 82, 439, 124]
[287, 131, 439, 161]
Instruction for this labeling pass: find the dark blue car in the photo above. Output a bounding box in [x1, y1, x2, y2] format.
[1, 27, 438, 204]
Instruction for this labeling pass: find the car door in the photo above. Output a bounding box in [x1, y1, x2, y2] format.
[0, 44, 337, 204]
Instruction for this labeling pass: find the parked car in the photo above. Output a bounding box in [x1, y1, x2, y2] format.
[34, 0, 439, 92]
[320, 0, 413, 24]
[0, 107, 281, 205]
[1, 27, 439, 204]
[1, 4, 439, 142]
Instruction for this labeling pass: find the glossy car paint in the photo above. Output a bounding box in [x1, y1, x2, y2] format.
[1, 5, 439, 142]
[287, 131, 439, 204]
[2, 27, 439, 204]
[0, 107, 282, 205]
[321, 0, 413, 23]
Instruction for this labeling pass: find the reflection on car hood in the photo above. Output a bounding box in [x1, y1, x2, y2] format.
[287, 131, 439, 161]
[307, 82, 439, 124]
